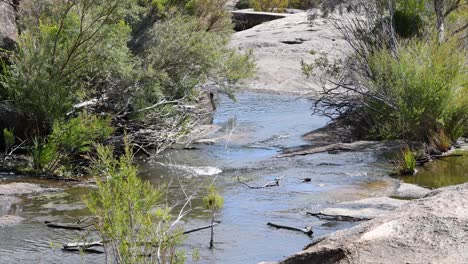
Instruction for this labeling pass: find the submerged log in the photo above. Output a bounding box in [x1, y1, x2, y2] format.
[267, 222, 313, 236]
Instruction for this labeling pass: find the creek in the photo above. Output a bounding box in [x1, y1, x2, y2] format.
[0, 91, 466, 264]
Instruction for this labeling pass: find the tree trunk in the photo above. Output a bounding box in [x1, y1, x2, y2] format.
[434, 0, 445, 42]
[388, 0, 399, 56]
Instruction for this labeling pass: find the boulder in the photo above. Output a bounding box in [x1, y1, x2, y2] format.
[280, 183, 468, 264]
[0, 1, 18, 51]
[230, 11, 351, 95]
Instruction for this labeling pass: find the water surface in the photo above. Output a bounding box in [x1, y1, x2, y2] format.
[0, 92, 408, 264]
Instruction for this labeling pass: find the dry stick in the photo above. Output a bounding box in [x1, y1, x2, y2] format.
[307, 212, 371, 222]
[237, 176, 286, 189]
[267, 222, 313, 236]
[432, 153, 463, 159]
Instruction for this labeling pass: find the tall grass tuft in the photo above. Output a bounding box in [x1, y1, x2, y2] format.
[396, 148, 417, 175]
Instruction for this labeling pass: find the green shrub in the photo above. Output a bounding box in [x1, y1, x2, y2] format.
[236, 0, 251, 9]
[203, 185, 224, 249]
[364, 38, 467, 144]
[3, 128, 15, 151]
[137, 14, 254, 106]
[250, 0, 288, 12]
[84, 141, 185, 263]
[32, 112, 113, 174]
[0, 0, 134, 124]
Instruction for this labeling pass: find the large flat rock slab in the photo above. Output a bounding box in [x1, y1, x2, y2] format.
[230, 12, 351, 94]
[317, 197, 408, 220]
[280, 183, 468, 264]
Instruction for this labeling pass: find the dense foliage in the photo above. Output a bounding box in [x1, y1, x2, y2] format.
[0, 0, 253, 134]
[306, 0, 468, 149]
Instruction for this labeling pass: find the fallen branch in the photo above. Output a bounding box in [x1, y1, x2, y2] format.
[267, 222, 313, 236]
[62, 241, 105, 254]
[45, 221, 93, 230]
[432, 153, 463, 159]
[183, 221, 221, 235]
[61, 222, 221, 253]
[307, 212, 371, 222]
[237, 176, 286, 189]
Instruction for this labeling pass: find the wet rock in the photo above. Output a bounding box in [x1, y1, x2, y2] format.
[0, 215, 24, 227]
[0, 182, 59, 196]
[316, 197, 407, 220]
[279, 141, 404, 158]
[393, 183, 431, 199]
[0, 104, 33, 147]
[0, 195, 21, 216]
[280, 183, 468, 264]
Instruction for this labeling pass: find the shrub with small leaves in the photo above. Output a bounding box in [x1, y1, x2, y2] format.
[203, 185, 224, 249]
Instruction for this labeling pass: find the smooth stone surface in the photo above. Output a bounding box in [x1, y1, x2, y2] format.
[0, 215, 25, 227]
[280, 183, 468, 264]
[393, 183, 431, 199]
[230, 11, 351, 95]
[319, 197, 408, 220]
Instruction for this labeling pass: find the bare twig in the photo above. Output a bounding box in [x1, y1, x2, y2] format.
[237, 176, 286, 189]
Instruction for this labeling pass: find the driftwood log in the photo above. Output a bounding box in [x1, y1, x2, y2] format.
[267, 222, 313, 236]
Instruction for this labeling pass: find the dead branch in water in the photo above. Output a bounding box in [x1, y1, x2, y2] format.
[182, 221, 221, 235]
[267, 222, 313, 236]
[237, 176, 286, 189]
[45, 221, 94, 231]
[61, 222, 221, 252]
[307, 212, 371, 222]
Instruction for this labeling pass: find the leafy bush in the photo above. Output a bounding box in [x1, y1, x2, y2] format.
[137, 14, 254, 106]
[84, 141, 185, 263]
[364, 38, 467, 144]
[236, 0, 251, 9]
[32, 112, 113, 174]
[202, 185, 224, 249]
[0, 0, 134, 124]
[250, 0, 288, 12]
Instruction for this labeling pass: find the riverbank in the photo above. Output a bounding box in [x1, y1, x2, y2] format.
[278, 182, 468, 264]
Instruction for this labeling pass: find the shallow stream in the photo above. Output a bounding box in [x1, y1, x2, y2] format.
[0, 91, 466, 264]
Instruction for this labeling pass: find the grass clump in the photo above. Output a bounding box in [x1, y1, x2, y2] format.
[395, 148, 417, 175]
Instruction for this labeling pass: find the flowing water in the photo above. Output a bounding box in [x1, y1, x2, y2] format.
[1, 91, 464, 264]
